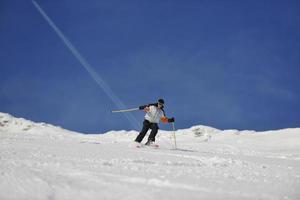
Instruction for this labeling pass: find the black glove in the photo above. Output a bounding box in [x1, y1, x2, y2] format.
[139, 105, 146, 110]
[168, 117, 175, 123]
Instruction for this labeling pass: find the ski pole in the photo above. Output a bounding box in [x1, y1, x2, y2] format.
[111, 108, 139, 113]
[171, 122, 177, 149]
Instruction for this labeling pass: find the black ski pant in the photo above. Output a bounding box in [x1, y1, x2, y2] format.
[135, 120, 159, 143]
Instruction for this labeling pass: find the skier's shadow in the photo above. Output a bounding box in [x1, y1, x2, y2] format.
[80, 141, 101, 145]
[170, 148, 198, 153]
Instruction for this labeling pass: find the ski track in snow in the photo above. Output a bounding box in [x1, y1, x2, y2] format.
[0, 112, 300, 200]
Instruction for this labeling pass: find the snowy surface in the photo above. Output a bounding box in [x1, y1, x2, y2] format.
[0, 112, 299, 200]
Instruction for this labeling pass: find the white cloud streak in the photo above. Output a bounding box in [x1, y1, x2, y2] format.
[32, 0, 140, 130]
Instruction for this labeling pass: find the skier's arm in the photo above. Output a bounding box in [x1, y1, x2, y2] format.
[160, 108, 175, 123]
[139, 103, 156, 110]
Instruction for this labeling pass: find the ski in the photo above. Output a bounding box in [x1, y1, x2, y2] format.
[134, 143, 159, 149]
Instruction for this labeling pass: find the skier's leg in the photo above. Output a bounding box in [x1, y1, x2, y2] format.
[135, 120, 150, 143]
[148, 123, 159, 142]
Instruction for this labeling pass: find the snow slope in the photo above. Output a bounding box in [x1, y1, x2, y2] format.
[0, 112, 299, 200]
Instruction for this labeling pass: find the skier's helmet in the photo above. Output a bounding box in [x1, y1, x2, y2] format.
[158, 99, 165, 105]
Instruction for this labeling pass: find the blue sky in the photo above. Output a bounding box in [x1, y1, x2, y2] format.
[1, 0, 300, 133]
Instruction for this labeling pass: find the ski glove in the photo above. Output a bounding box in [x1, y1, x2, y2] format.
[168, 117, 175, 123]
[139, 105, 146, 110]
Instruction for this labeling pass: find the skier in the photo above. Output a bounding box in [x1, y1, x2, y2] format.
[135, 98, 175, 146]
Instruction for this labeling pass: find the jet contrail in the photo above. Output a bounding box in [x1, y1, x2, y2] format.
[32, 0, 140, 130]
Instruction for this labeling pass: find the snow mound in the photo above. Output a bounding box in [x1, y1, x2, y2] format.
[1, 112, 58, 132]
[0, 112, 81, 139]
